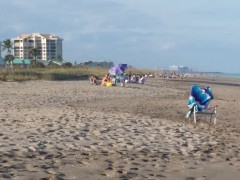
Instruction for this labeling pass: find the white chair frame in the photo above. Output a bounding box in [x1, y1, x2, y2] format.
[188, 104, 217, 125]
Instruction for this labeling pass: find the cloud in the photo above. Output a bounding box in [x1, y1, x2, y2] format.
[7, 23, 27, 34]
[159, 42, 176, 51]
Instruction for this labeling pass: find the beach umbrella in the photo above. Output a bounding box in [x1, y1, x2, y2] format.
[109, 64, 128, 75]
[109, 66, 124, 75]
[117, 64, 128, 72]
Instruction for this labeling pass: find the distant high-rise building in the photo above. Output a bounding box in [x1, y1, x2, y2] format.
[169, 65, 192, 73]
[13, 33, 63, 61]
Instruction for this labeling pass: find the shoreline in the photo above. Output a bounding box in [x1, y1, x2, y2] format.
[164, 76, 240, 87]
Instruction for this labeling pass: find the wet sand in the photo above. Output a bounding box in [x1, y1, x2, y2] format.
[0, 77, 240, 179]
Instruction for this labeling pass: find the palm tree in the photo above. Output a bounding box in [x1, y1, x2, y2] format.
[1, 39, 12, 54]
[4, 54, 15, 66]
[29, 48, 39, 68]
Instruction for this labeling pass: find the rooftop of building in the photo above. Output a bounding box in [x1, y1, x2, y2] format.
[14, 33, 63, 40]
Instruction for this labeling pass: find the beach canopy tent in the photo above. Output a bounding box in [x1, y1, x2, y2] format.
[186, 85, 217, 125]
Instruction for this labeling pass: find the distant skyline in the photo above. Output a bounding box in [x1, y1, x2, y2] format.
[1, 0, 240, 73]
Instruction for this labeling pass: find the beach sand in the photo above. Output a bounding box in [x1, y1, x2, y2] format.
[0, 77, 240, 179]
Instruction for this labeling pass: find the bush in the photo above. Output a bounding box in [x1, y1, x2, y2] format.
[62, 62, 72, 68]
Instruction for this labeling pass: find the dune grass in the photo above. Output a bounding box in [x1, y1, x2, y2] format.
[0, 67, 156, 81]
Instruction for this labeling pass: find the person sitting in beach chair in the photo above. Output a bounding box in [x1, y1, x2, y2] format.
[186, 85, 217, 125]
[101, 73, 112, 86]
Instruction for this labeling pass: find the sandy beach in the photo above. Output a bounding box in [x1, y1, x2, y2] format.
[0, 77, 240, 179]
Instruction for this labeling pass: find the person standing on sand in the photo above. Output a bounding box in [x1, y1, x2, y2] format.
[128, 71, 132, 82]
[119, 73, 127, 87]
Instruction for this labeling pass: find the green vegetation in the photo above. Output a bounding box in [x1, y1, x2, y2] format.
[29, 48, 39, 68]
[4, 54, 15, 65]
[0, 67, 155, 82]
[1, 39, 12, 54]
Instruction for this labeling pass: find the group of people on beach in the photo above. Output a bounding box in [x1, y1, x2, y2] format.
[89, 72, 147, 86]
[89, 73, 126, 86]
[89, 74, 114, 86]
[128, 74, 146, 84]
[158, 72, 190, 79]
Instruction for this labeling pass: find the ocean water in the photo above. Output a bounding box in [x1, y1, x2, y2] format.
[220, 73, 240, 79]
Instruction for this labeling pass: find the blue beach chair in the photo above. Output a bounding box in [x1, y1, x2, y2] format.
[186, 85, 217, 125]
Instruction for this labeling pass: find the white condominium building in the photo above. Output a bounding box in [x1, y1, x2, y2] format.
[13, 33, 63, 61]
